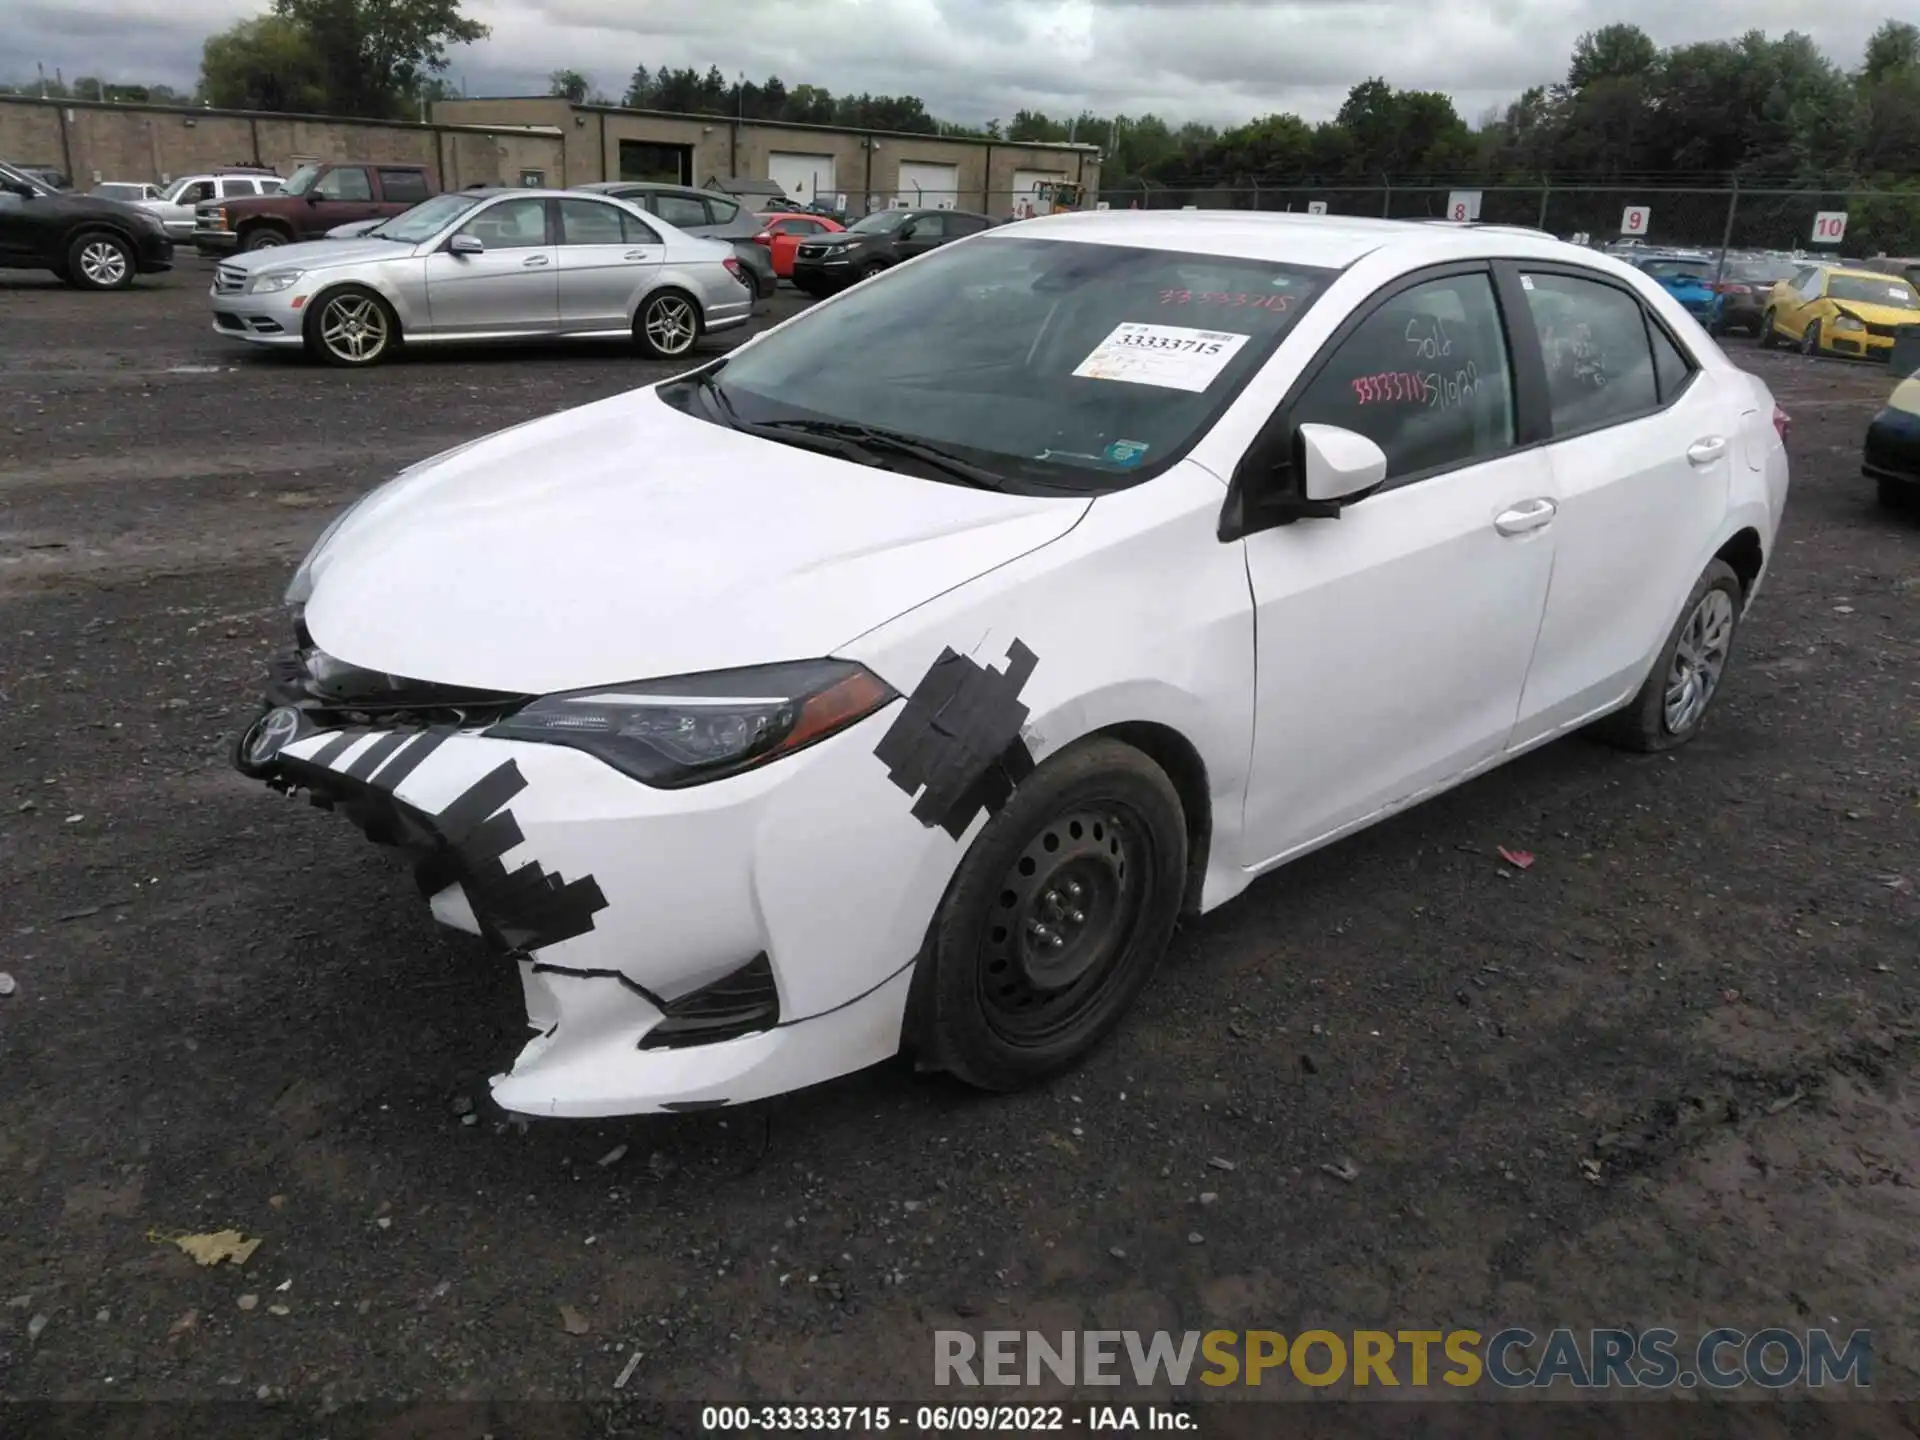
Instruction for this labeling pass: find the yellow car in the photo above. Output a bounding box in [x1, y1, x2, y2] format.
[1758, 264, 1920, 361]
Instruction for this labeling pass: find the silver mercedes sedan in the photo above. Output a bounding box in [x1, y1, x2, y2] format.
[207, 188, 754, 367]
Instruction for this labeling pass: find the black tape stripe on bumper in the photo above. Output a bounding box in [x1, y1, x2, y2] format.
[343, 728, 416, 781]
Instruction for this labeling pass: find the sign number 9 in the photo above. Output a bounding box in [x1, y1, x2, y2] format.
[1620, 205, 1650, 236]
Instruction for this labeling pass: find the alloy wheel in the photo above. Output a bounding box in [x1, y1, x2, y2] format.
[977, 805, 1150, 1047]
[644, 296, 697, 355]
[1663, 588, 1735, 734]
[319, 294, 389, 364]
[78, 240, 129, 287]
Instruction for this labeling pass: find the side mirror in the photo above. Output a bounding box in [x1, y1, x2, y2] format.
[898, 222, 917, 239]
[448, 233, 484, 256]
[1298, 423, 1388, 502]
[1, 180, 35, 199]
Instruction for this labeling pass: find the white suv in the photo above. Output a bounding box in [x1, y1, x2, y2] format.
[142, 170, 281, 239]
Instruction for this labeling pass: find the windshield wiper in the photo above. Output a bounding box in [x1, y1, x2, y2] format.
[747, 419, 1009, 491]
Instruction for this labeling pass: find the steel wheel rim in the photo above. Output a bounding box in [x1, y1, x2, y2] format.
[320, 295, 388, 363]
[80, 241, 128, 286]
[645, 297, 695, 354]
[248, 233, 285, 249]
[978, 804, 1149, 1047]
[1664, 588, 1735, 733]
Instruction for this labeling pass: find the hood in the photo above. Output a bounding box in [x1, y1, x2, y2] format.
[1833, 300, 1920, 327]
[41, 192, 155, 223]
[301, 387, 1090, 694]
[220, 237, 414, 273]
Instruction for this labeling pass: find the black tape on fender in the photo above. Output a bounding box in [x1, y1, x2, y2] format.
[874, 640, 1038, 840]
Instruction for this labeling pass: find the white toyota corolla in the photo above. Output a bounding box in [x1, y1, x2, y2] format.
[235, 211, 1790, 1118]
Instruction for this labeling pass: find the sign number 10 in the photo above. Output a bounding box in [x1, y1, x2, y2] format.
[1811, 211, 1848, 244]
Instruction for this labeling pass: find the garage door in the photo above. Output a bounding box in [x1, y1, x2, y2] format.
[1011, 168, 1069, 216]
[768, 153, 837, 206]
[896, 161, 960, 210]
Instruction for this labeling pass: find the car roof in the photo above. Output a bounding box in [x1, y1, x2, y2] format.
[1827, 265, 1913, 282]
[995, 209, 1618, 270]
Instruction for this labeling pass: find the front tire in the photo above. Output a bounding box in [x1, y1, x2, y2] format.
[634, 289, 702, 359]
[1800, 320, 1821, 357]
[303, 285, 399, 367]
[241, 227, 289, 253]
[1881, 476, 1914, 510]
[1596, 559, 1743, 754]
[67, 232, 134, 291]
[1757, 311, 1778, 348]
[917, 737, 1187, 1092]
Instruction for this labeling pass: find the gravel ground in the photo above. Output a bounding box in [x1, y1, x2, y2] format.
[0, 260, 1916, 1422]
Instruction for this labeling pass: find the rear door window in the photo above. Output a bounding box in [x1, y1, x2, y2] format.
[1287, 271, 1517, 482]
[651, 194, 709, 229]
[378, 169, 432, 203]
[1518, 271, 1659, 433]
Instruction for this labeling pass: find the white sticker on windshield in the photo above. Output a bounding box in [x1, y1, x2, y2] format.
[1072, 323, 1251, 392]
[1895, 287, 1911, 300]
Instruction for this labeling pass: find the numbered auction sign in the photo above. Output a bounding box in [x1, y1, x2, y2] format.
[1811, 211, 1848, 245]
[1306, 201, 1328, 215]
[1447, 190, 1482, 222]
[1620, 205, 1650, 236]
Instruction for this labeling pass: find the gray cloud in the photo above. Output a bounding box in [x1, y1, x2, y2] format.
[0, 0, 1891, 127]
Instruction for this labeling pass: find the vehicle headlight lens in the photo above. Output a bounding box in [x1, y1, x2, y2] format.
[249, 270, 303, 294]
[1831, 314, 1864, 332]
[486, 660, 897, 788]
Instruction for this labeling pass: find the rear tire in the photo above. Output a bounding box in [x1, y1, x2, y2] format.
[634, 288, 702, 359]
[917, 737, 1187, 1092]
[66, 232, 135, 291]
[1595, 559, 1743, 754]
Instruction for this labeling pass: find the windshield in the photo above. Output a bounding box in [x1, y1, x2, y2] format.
[1642, 260, 1710, 281]
[94, 183, 147, 201]
[1830, 274, 1918, 308]
[367, 193, 483, 243]
[0, 161, 48, 196]
[849, 210, 908, 235]
[685, 234, 1332, 492]
[280, 165, 321, 197]
[1730, 260, 1794, 284]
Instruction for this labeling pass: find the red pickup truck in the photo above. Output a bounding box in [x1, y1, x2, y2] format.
[192, 162, 436, 256]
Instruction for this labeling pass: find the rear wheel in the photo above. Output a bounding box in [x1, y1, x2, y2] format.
[917, 737, 1187, 1092]
[1595, 559, 1743, 753]
[634, 289, 702, 359]
[67, 232, 134, 291]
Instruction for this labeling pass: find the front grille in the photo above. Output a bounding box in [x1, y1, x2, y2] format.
[263, 650, 531, 730]
[214, 265, 246, 294]
[1865, 321, 1915, 340]
[796, 245, 826, 259]
[638, 954, 780, 1049]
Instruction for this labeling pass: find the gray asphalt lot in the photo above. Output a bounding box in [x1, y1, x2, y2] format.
[0, 255, 1916, 1420]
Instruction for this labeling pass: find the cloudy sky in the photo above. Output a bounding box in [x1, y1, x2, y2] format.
[2, 0, 1891, 127]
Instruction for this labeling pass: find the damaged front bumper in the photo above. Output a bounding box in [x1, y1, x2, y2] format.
[233, 666, 950, 1118]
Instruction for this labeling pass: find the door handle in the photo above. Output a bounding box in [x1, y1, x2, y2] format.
[522, 254, 550, 268]
[622, 249, 655, 261]
[1687, 436, 1727, 466]
[1493, 497, 1557, 536]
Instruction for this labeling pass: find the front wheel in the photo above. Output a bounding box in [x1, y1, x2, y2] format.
[303, 285, 399, 367]
[67, 232, 134, 291]
[1595, 559, 1743, 753]
[1757, 311, 1778, 348]
[1881, 476, 1914, 511]
[1800, 320, 1821, 357]
[241, 228, 289, 253]
[916, 737, 1187, 1092]
[634, 289, 702, 359]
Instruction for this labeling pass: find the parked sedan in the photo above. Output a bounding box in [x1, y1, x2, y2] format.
[574, 182, 776, 307]
[232, 211, 1787, 1117]
[751, 210, 846, 278]
[206, 188, 752, 366]
[1629, 255, 1725, 332]
[790, 207, 995, 296]
[1760, 265, 1920, 360]
[1711, 255, 1798, 336]
[1864, 370, 1920, 509]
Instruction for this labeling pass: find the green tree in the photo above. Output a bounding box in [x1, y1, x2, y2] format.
[199, 15, 329, 112]
[548, 68, 589, 103]
[1566, 23, 1659, 92]
[270, 0, 488, 117]
[1862, 20, 1920, 84]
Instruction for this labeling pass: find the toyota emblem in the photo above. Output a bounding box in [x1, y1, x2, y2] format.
[246, 706, 304, 765]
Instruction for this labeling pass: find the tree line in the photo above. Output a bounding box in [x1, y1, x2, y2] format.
[5, 5, 1915, 194]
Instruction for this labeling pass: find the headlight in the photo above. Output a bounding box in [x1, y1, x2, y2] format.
[249, 270, 303, 294]
[1831, 315, 1864, 333]
[485, 660, 897, 788]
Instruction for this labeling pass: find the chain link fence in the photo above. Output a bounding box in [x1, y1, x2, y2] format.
[1089, 183, 1920, 259]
